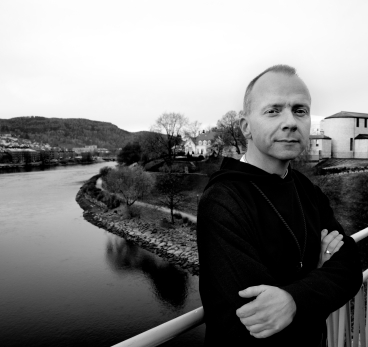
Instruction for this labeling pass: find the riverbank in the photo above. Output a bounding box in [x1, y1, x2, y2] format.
[76, 183, 200, 276]
[0, 161, 96, 169]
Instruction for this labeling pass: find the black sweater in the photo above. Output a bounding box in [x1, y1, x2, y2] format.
[197, 157, 362, 347]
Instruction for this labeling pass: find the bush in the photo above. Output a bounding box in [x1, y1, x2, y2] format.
[100, 166, 112, 177]
[126, 205, 141, 219]
[103, 194, 121, 209]
[182, 216, 188, 224]
[96, 192, 106, 201]
[173, 212, 182, 219]
[160, 217, 173, 228]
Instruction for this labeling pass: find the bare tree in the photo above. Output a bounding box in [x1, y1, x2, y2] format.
[184, 120, 202, 138]
[104, 166, 155, 206]
[210, 134, 226, 157]
[155, 170, 186, 224]
[150, 112, 189, 166]
[217, 110, 247, 154]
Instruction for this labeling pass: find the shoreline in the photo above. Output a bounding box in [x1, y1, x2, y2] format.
[0, 161, 98, 170]
[76, 184, 200, 276]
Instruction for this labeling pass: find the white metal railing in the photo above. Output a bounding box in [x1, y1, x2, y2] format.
[113, 228, 368, 347]
[326, 228, 368, 347]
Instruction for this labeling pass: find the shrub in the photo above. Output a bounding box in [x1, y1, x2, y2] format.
[103, 194, 121, 209]
[173, 212, 182, 219]
[96, 192, 105, 201]
[160, 217, 173, 228]
[182, 216, 188, 224]
[127, 205, 141, 219]
[99, 166, 112, 177]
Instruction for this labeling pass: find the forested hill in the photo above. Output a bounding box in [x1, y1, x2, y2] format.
[0, 116, 145, 149]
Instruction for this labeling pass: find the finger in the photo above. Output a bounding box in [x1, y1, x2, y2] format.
[246, 323, 266, 334]
[239, 314, 262, 327]
[322, 230, 340, 245]
[321, 229, 328, 240]
[330, 241, 344, 254]
[236, 302, 258, 318]
[326, 234, 343, 253]
[250, 329, 275, 339]
[238, 285, 266, 298]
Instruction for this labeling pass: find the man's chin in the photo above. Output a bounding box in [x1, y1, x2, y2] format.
[273, 151, 301, 161]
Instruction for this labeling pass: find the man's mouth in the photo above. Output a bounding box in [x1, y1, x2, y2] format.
[276, 139, 299, 143]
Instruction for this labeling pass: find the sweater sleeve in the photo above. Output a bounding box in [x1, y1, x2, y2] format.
[282, 185, 362, 321]
[197, 183, 278, 304]
[197, 184, 284, 345]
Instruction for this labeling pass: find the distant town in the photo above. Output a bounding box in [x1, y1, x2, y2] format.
[0, 133, 114, 167]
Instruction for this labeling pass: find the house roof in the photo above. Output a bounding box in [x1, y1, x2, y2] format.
[325, 111, 368, 120]
[355, 134, 368, 139]
[197, 131, 218, 141]
[309, 134, 331, 139]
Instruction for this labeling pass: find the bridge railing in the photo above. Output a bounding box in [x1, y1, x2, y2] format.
[112, 227, 368, 347]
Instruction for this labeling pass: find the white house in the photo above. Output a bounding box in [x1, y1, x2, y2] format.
[321, 111, 368, 158]
[183, 131, 218, 156]
[309, 134, 332, 160]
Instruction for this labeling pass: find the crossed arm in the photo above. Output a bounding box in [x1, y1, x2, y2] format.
[235, 230, 345, 338]
[197, 184, 362, 343]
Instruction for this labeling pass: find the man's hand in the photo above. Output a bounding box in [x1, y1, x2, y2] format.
[318, 229, 344, 268]
[236, 285, 296, 338]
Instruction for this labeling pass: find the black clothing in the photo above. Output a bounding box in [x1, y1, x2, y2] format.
[197, 157, 362, 347]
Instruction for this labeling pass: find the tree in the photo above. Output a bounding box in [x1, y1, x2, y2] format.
[216, 111, 247, 154]
[149, 112, 189, 166]
[104, 166, 155, 206]
[184, 120, 202, 139]
[155, 170, 187, 224]
[210, 134, 226, 157]
[117, 141, 142, 165]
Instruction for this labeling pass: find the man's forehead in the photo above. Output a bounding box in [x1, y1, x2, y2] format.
[251, 71, 311, 103]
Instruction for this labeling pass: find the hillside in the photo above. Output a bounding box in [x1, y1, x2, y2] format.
[0, 116, 147, 149]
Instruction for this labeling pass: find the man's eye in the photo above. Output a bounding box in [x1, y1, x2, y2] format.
[295, 109, 308, 116]
[266, 109, 279, 114]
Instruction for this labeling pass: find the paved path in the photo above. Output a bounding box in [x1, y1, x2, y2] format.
[96, 178, 197, 222]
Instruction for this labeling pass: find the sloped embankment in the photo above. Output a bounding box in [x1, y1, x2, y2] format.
[76, 177, 200, 276]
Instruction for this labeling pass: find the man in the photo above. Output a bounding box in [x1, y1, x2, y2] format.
[197, 65, 362, 346]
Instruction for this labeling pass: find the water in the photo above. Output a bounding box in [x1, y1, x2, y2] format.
[0, 163, 204, 346]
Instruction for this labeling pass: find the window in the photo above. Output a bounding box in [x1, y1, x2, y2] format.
[365, 119, 367, 128]
[203, 140, 207, 145]
[208, 140, 211, 145]
[198, 141, 202, 146]
[356, 118, 360, 127]
[350, 138, 353, 151]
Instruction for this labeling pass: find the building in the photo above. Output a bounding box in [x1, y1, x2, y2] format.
[354, 134, 368, 158]
[6, 149, 40, 163]
[309, 134, 332, 160]
[321, 111, 368, 158]
[184, 131, 218, 156]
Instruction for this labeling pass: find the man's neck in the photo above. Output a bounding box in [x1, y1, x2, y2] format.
[242, 146, 289, 178]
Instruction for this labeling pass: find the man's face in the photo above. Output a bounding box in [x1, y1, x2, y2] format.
[242, 72, 311, 162]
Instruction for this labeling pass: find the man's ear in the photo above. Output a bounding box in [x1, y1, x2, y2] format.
[239, 117, 252, 139]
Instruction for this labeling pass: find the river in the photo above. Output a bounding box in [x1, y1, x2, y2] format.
[0, 163, 204, 347]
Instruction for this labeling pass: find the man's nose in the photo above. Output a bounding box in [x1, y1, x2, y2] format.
[281, 109, 297, 131]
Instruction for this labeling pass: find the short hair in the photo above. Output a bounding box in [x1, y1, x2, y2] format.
[243, 64, 297, 117]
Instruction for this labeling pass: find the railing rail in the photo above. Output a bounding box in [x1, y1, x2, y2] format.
[113, 228, 368, 347]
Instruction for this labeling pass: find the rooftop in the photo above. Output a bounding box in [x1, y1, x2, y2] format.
[325, 111, 368, 120]
[197, 131, 218, 141]
[355, 134, 368, 139]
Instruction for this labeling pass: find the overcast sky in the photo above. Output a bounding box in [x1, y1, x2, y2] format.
[0, 0, 367, 132]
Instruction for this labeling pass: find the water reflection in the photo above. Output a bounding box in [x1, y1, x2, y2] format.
[105, 236, 189, 309]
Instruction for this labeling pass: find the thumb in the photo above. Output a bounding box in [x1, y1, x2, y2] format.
[239, 285, 266, 298]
